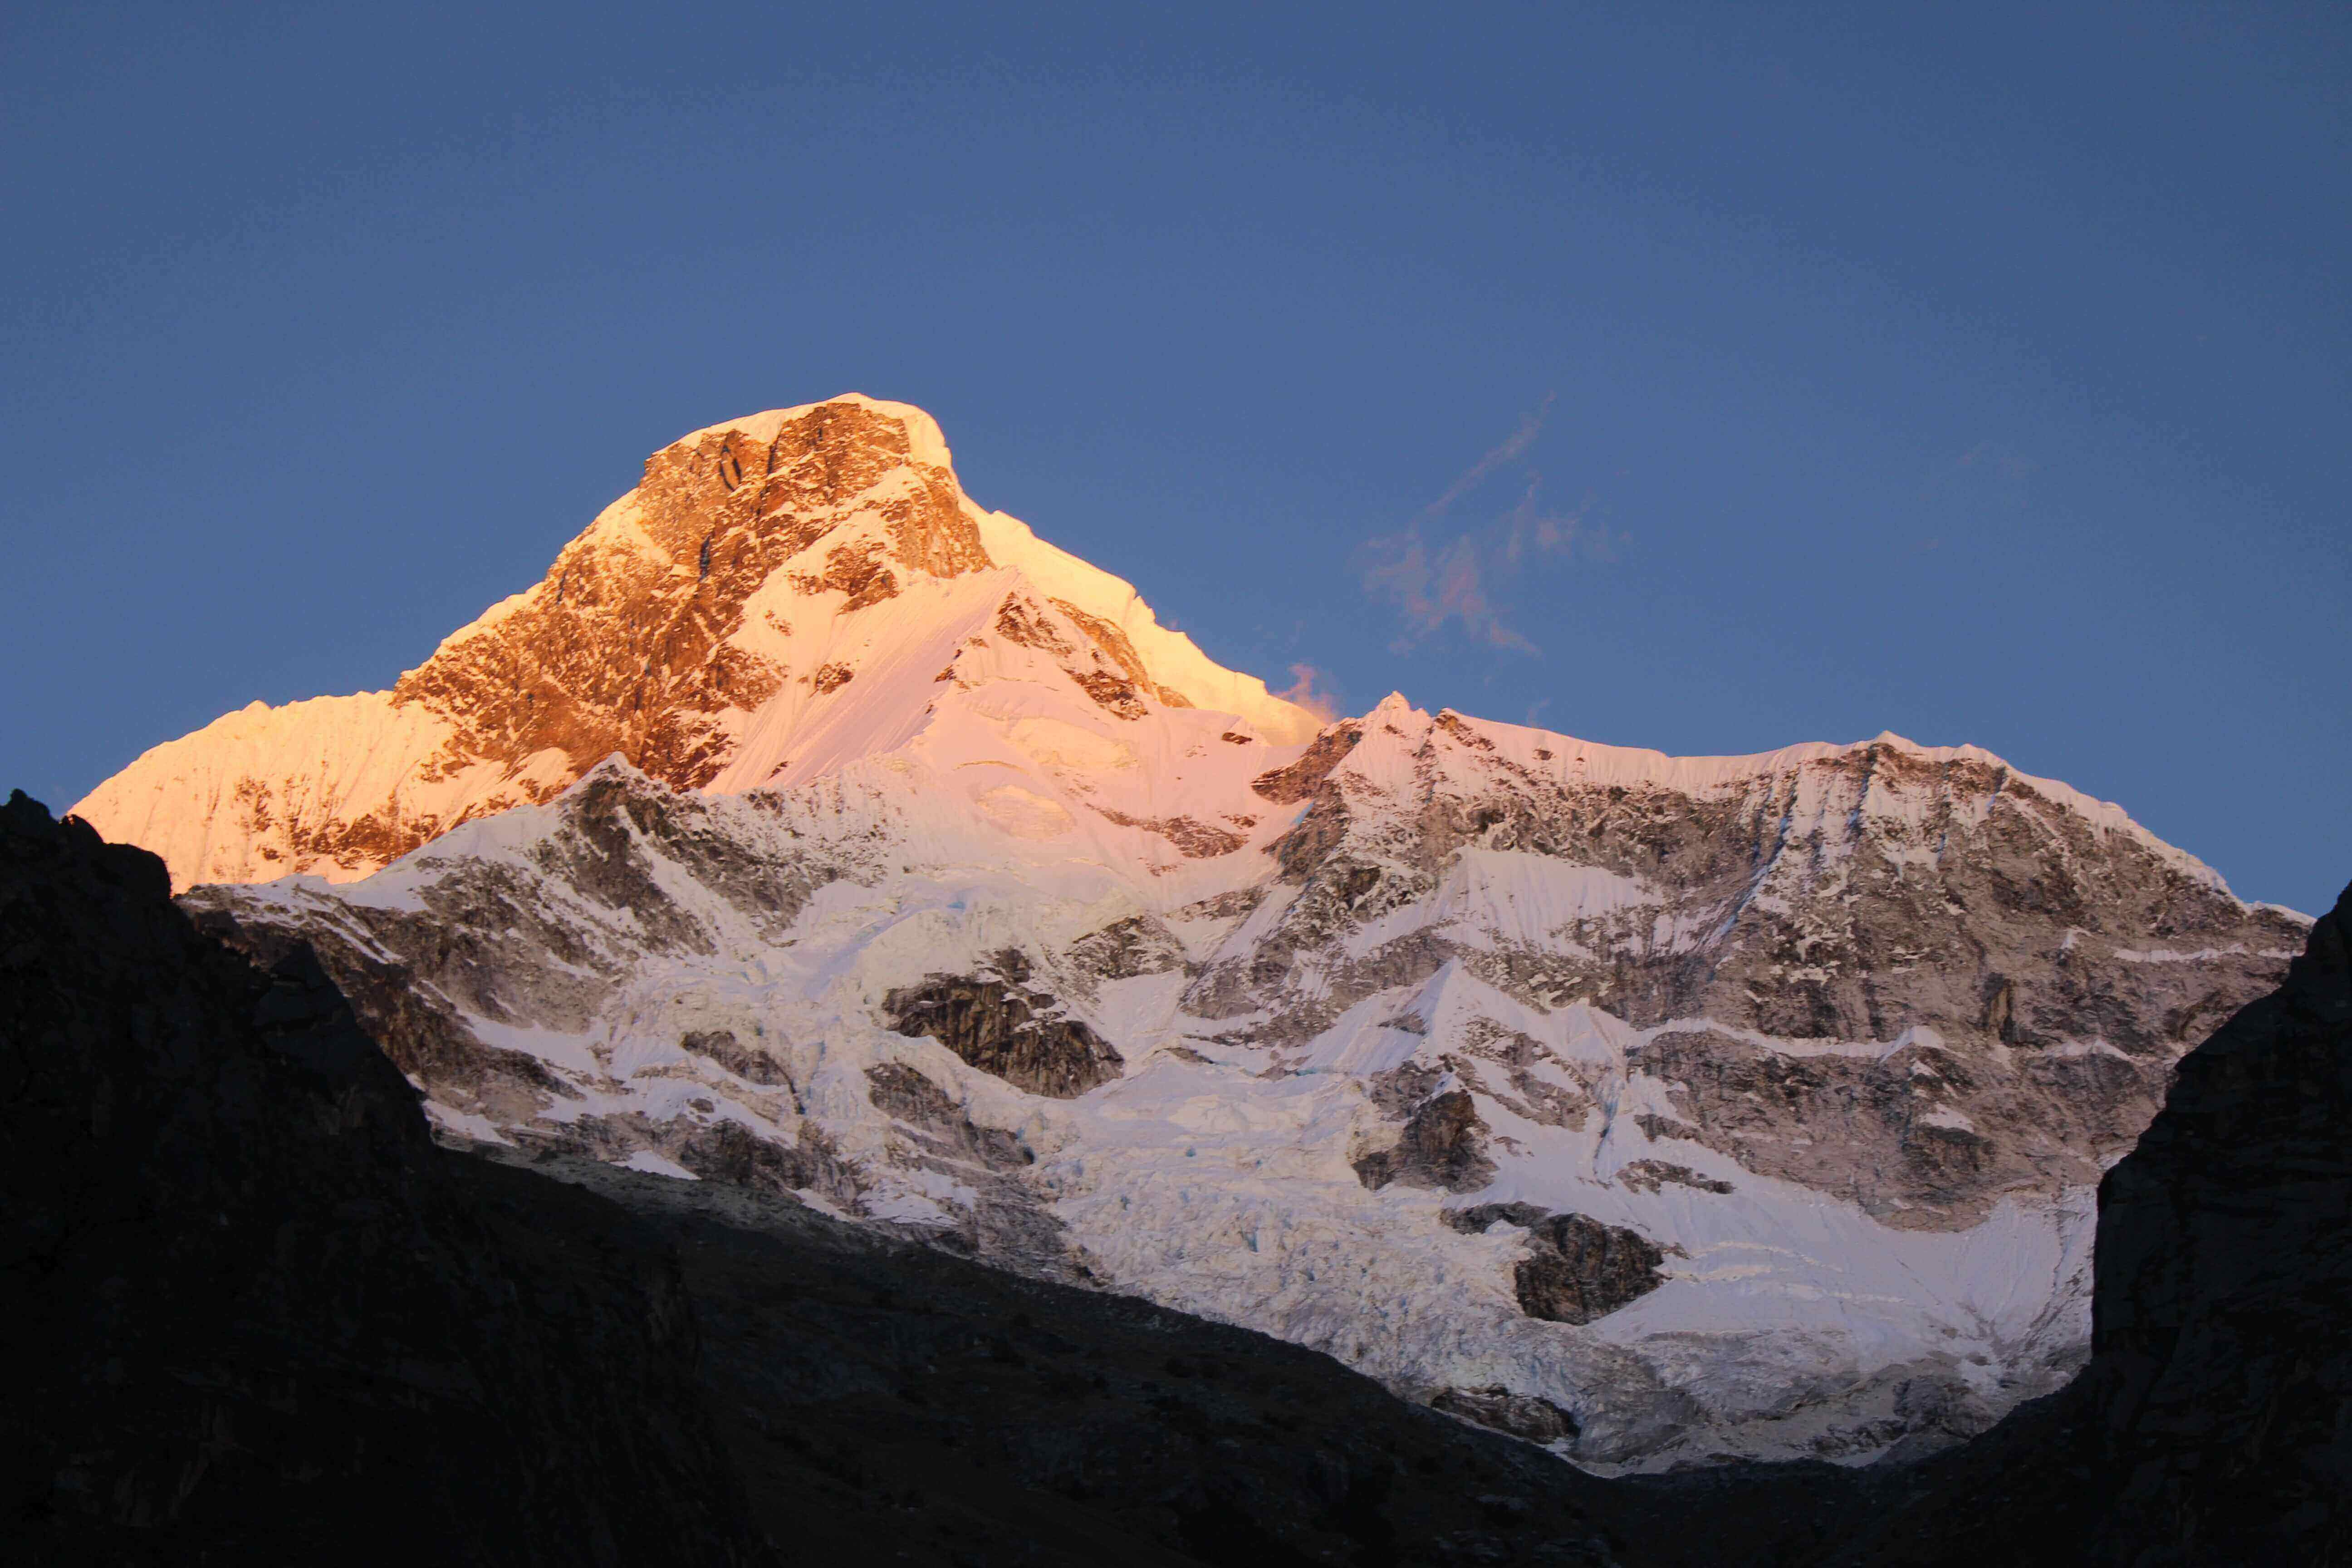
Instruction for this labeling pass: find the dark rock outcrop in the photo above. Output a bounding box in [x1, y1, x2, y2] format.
[1250, 718, 1365, 804]
[1092, 807, 1246, 858]
[1616, 1160, 1735, 1196]
[1433, 1385, 1583, 1445]
[1355, 1072, 1498, 1192]
[1445, 1203, 1668, 1324]
[519, 1109, 866, 1216]
[883, 953, 1124, 1098]
[865, 1061, 1034, 1171]
[683, 1027, 792, 1085]
[1515, 1215, 1670, 1326]
[1066, 914, 1187, 980]
[0, 792, 771, 1565]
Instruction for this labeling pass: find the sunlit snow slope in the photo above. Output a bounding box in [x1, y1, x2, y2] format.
[84, 397, 2308, 1471]
[76, 396, 1319, 887]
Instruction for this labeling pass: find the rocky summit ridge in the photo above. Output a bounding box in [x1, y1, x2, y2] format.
[70, 397, 2309, 1471]
[75, 395, 1319, 888]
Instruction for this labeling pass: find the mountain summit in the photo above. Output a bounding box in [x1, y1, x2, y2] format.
[75, 396, 1318, 887]
[72, 397, 2307, 1470]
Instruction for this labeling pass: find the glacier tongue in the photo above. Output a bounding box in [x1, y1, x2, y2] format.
[82, 394, 2309, 1470]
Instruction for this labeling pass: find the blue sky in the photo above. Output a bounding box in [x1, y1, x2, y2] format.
[5, 1, 2346, 912]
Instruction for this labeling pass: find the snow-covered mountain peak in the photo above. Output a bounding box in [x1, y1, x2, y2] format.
[674, 392, 961, 477]
[69, 395, 2311, 1474]
[74, 397, 1318, 887]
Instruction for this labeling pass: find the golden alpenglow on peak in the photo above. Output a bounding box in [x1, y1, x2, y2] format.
[73, 396, 1322, 887]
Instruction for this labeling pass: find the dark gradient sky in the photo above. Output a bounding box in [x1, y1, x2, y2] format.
[5, 2, 2346, 911]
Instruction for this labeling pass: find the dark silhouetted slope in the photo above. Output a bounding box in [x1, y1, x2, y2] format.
[0, 791, 771, 1565]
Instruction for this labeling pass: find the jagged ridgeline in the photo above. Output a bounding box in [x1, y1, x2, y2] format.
[74, 396, 2309, 1469]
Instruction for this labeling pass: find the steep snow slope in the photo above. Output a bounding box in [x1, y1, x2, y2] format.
[75, 396, 1318, 887]
[178, 700, 2303, 1467]
[87, 395, 2306, 1470]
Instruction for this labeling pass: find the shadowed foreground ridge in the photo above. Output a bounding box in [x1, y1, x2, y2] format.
[7, 784, 2349, 1564]
[0, 791, 771, 1565]
[2079, 873, 2352, 1558]
[0, 795, 1651, 1565]
[1807, 875, 2352, 1565]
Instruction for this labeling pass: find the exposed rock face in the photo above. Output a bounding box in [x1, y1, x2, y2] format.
[71, 396, 1318, 887]
[864, 1061, 1034, 1170]
[1250, 718, 1366, 804]
[1064, 914, 1186, 980]
[1446, 1204, 1669, 1325]
[186, 766, 854, 1130]
[0, 793, 769, 1565]
[1514, 1215, 1669, 1326]
[1207, 698, 2303, 1232]
[537, 1111, 866, 1215]
[1615, 1160, 1734, 1196]
[395, 399, 990, 799]
[1092, 807, 1247, 858]
[884, 955, 1126, 1099]
[1354, 1077, 1497, 1192]
[683, 1027, 792, 1085]
[1432, 1384, 1583, 1445]
[1804, 878, 2352, 1566]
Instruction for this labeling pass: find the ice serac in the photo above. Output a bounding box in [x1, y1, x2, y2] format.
[85, 396, 2311, 1473]
[73, 395, 1320, 887]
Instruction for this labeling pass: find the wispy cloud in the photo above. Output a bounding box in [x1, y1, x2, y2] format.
[1361, 527, 1544, 652]
[1358, 397, 1601, 654]
[1274, 662, 1342, 721]
[1426, 394, 1554, 517]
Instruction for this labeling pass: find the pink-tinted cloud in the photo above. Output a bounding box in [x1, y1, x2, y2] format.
[1424, 393, 1556, 519]
[1360, 465, 1587, 653]
[1274, 661, 1342, 721]
[1355, 396, 1616, 653]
